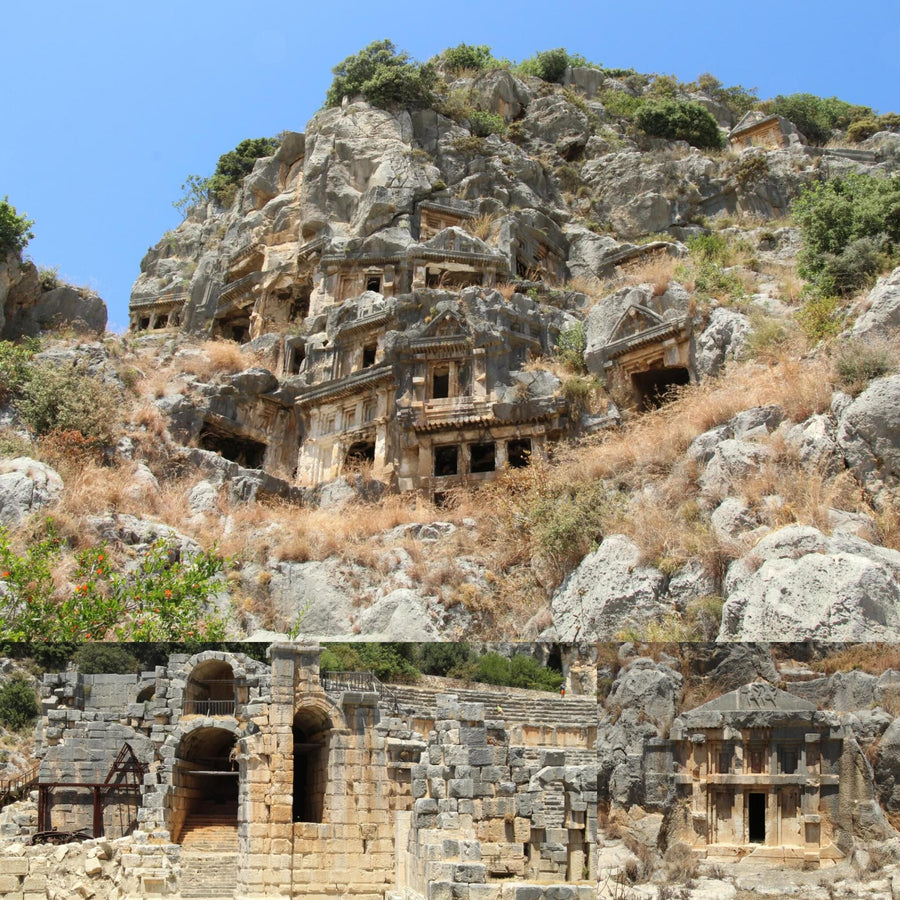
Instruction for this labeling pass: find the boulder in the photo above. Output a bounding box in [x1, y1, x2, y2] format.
[550, 535, 668, 640]
[718, 525, 900, 641]
[875, 718, 900, 813]
[694, 308, 751, 377]
[700, 438, 771, 497]
[837, 374, 900, 497]
[784, 413, 841, 474]
[0, 457, 63, 526]
[469, 69, 532, 121]
[356, 589, 441, 640]
[605, 657, 683, 727]
[852, 266, 900, 341]
[709, 497, 759, 541]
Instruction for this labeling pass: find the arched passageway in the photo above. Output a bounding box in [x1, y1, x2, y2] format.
[293, 708, 332, 823]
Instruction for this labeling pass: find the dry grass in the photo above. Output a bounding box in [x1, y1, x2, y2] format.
[570, 356, 832, 485]
[619, 251, 675, 295]
[495, 282, 518, 301]
[465, 212, 500, 243]
[810, 645, 900, 675]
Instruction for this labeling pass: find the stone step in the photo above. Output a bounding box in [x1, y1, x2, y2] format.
[180, 850, 238, 898]
[389, 685, 597, 727]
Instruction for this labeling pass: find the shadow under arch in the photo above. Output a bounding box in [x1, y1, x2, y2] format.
[171, 723, 240, 843]
[293, 700, 335, 823]
[184, 657, 236, 717]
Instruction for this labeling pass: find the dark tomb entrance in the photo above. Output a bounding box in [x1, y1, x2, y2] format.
[199, 422, 267, 469]
[631, 366, 690, 409]
[748, 792, 766, 843]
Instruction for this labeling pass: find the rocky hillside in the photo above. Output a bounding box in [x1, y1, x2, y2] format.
[1, 47, 899, 641]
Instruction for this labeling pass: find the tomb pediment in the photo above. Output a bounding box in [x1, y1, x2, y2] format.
[687, 682, 817, 715]
[419, 309, 471, 340]
[607, 304, 665, 344]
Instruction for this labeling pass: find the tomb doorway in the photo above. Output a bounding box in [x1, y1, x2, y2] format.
[631, 366, 690, 409]
[748, 792, 766, 843]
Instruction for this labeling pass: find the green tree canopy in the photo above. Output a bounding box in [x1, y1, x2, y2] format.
[0, 198, 34, 256]
[325, 40, 437, 109]
[635, 99, 723, 149]
[792, 172, 900, 294]
[769, 93, 873, 145]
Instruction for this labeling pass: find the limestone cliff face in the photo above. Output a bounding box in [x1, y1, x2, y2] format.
[0, 250, 106, 339]
[132, 65, 884, 338]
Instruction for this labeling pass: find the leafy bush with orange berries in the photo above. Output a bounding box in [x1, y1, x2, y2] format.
[0, 524, 226, 641]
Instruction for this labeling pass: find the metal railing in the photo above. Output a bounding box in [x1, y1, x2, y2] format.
[183, 699, 236, 717]
[321, 671, 398, 709]
[0, 763, 39, 809]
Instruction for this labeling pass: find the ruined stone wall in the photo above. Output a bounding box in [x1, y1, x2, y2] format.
[399, 694, 597, 900]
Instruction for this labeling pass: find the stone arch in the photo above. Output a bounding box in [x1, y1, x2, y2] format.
[292, 697, 337, 824]
[184, 658, 236, 716]
[169, 721, 242, 843]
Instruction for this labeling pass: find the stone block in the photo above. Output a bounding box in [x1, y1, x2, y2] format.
[429, 882, 454, 900]
[468, 747, 494, 767]
[460, 726, 487, 746]
[449, 779, 474, 799]
[0, 875, 20, 892]
[454, 863, 487, 884]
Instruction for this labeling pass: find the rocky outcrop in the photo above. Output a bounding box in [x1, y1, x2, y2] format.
[0, 457, 63, 526]
[718, 525, 900, 641]
[852, 266, 900, 341]
[837, 375, 900, 499]
[550, 535, 669, 640]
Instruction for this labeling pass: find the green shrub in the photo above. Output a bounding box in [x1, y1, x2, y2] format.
[635, 99, 723, 149]
[847, 118, 882, 144]
[728, 153, 770, 187]
[419, 642, 472, 676]
[441, 44, 497, 74]
[468, 110, 506, 137]
[795, 294, 843, 344]
[833, 341, 895, 393]
[517, 48, 590, 84]
[0, 339, 38, 405]
[16, 362, 117, 441]
[555, 323, 587, 372]
[792, 173, 900, 295]
[688, 233, 729, 265]
[0, 526, 227, 641]
[526, 479, 614, 568]
[74, 643, 139, 674]
[326, 40, 437, 109]
[597, 89, 645, 122]
[472, 651, 564, 692]
[37, 266, 60, 292]
[562, 374, 601, 418]
[206, 137, 279, 207]
[0, 198, 34, 256]
[768, 93, 873, 145]
[0, 675, 39, 730]
[692, 73, 759, 119]
[320, 643, 419, 682]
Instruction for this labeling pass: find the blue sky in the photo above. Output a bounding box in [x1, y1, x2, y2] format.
[5, 0, 898, 332]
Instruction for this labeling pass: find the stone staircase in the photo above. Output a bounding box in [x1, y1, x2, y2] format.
[389, 684, 599, 729]
[179, 802, 238, 899]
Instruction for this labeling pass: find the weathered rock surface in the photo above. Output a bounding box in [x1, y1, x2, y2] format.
[852, 266, 900, 341]
[837, 374, 900, 498]
[0, 457, 63, 526]
[719, 525, 900, 641]
[550, 535, 668, 640]
[694, 307, 751, 376]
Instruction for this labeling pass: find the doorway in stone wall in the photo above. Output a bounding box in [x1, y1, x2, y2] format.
[173, 727, 239, 846]
[292, 708, 332, 823]
[748, 792, 766, 843]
